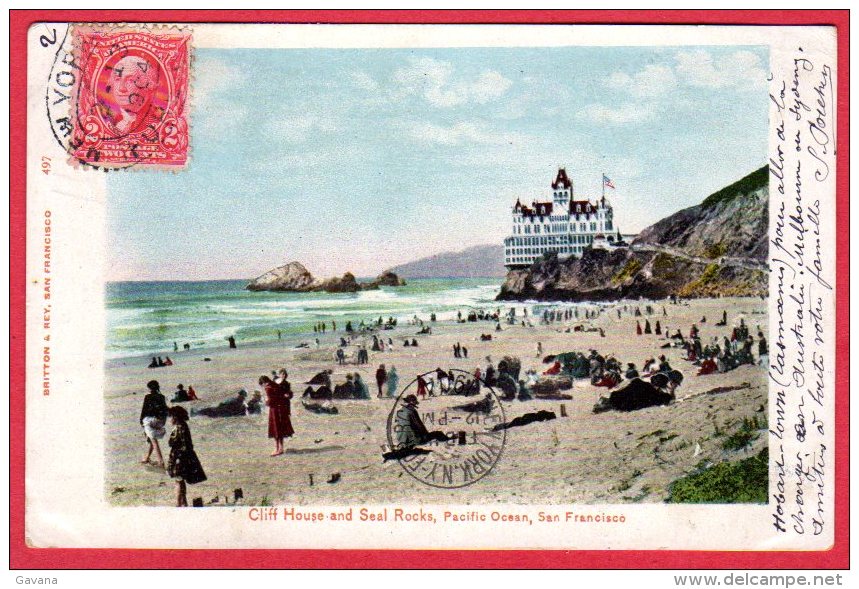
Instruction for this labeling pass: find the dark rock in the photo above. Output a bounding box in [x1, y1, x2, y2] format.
[246, 262, 405, 293]
[375, 270, 406, 287]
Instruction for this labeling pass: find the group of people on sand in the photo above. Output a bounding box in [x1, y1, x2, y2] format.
[139, 380, 207, 506]
[147, 356, 174, 368]
[301, 365, 401, 400]
[691, 324, 768, 375]
[170, 383, 199, 403]
[193, 388, 262, 417]
[138, 368, 298, 504]
[593, 367, 684, 413]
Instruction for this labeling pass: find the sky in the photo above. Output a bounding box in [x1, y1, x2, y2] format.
[106, 45, 769, 281]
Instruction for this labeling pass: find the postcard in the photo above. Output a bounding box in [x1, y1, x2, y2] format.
[13, 13, 846, 564]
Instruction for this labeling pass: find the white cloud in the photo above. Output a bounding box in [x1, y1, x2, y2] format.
[674, 49, 767, 89]
[350, 71, 379, 91]
[391, 57, 513, 108]
[604, 49, 767, 99]
[576, 103, 655, 125]
[606, 64, 676, 98]
[403, 120, 524, 146]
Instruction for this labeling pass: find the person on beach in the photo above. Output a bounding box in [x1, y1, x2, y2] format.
[171, 384, 190, 403]
[625, 363, 639, 379]
[354, 373, 370, 399]
[636, 321, 642, 336]
[386, 366, 399, 397]
[193, 389, 248, 418]
[375, 364, 388, 398]
[757, 332, 768, 366]
[416, 375, 429, 399]
[140, 380, 168, 467]
[187, 385, 199, 401]
[536, 342, 543, 358]
[333, 374, 355, 399]
[260, 375, 293, 456]
[393, 395, 450, 449]
[166, 406, 207, 507]
[245, 391, 263, 414]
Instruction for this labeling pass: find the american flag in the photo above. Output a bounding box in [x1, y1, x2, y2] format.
[603, 175, 615, 190]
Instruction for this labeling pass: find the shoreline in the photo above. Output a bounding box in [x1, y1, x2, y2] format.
[106, 290, 769, 365]
[106, 296, 769, 506]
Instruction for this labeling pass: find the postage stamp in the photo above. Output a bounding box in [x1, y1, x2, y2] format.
[67, 25, 191, 168]
[14, 16, 845, 564]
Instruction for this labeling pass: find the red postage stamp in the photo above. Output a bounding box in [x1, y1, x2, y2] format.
[70, 26, 191, 169]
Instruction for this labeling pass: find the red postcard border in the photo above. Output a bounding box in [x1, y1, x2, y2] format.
[8, 9, 849, 570]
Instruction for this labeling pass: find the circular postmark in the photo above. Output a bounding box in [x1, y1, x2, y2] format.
[385, 369, 506, 489]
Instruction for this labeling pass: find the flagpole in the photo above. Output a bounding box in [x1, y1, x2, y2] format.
[601, 172, 605, 200]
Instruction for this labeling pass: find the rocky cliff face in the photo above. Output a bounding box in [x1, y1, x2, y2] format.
[247, 263, 405, 293]
[497, 167, 769, 302]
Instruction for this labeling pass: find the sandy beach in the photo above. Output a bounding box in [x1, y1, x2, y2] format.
[105, 296, 768, 507]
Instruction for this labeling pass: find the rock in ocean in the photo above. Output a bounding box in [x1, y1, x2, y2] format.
[246, 262, 405, 293]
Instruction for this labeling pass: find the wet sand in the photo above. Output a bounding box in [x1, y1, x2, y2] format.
[105, 296, 768, 506]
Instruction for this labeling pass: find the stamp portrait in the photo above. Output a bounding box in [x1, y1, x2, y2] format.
[69, 26, 190, 168]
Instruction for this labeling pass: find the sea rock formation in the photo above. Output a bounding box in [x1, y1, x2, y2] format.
[246, 263, 405, 293]
[375, 270, 407, 287]
[246, 261, 316, 292]
[497, 166, 769, 302]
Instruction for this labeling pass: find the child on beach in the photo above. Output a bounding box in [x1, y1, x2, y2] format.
[139, 380, 168, 467]
[166, 406, 207, 507]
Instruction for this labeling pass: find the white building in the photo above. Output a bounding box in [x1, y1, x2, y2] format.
[503, 168, 627, 269]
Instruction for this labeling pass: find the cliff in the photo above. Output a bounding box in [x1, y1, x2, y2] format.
[246, 262, 405, 293]
[497, 166, 769, 302]
[390, 244, 506, 278]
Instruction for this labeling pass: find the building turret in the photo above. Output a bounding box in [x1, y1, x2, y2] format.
[503, 169, 628, 268]
[551, 168, 573, 208]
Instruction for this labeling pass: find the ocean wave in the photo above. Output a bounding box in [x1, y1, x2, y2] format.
[106, 278, 504, 359]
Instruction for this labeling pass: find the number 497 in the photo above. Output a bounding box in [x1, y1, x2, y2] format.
[41, 156, 51, 175]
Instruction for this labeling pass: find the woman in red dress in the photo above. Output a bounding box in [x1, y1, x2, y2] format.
[260, 375, 294, 456]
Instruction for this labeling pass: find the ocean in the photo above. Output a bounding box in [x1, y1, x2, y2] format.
[106, 278, 510, 360]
